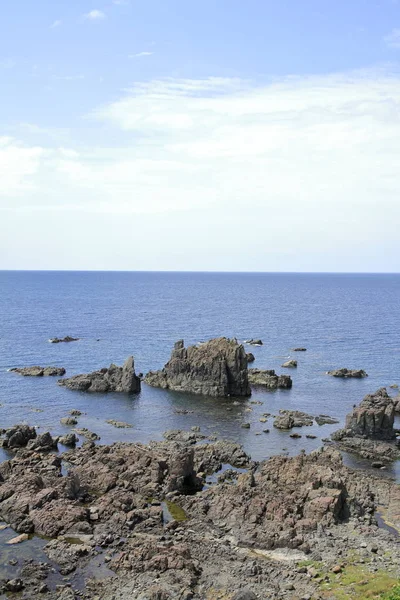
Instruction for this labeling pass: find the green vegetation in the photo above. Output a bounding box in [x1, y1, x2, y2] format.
[164, 500, 188, 522]
[320, 566, 399, 599]
[380, 584, 400, 600]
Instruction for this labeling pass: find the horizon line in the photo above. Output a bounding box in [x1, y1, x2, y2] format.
[0, 269, 399, 275]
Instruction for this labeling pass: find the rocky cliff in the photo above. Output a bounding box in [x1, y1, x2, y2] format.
[145, 338, 251, 397]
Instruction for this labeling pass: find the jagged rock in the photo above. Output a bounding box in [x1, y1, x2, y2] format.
[74, 428, 100, 441]
[10, 366, 66, 377]
[58, 356, 141, 393]
[246, 352, 255, 363]
[282, 360, 297, 368]
[274, 410, 313, 429]
[26, 432, 58, 452]
[49, 336, 79, 343]
[145, 338, 250, 397]
[58, 433, 78, 447]
[327, 368, 368, 378]
[343, 388, 395, 440]
[248, 369, 292, 389]
[1, 425, 37, 449]
[244, 339, 263, 346]
[394, 395, 400, 413]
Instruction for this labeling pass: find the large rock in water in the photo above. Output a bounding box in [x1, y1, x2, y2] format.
[327, 368, 368, 378]
[145, 338, 251, 397]
[58, 356, 141, 393]
[248, 369, 292, 389]
[344, 388, 396, 440]
[10, 366, 66, 377]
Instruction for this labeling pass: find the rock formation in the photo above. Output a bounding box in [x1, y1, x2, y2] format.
[145, 338, 251, 397]
[246, 352, 255, 363]
[49, 336, 79, 343]
[58, 356, 141, 393]
[273, 410, 313, 429]
[248, 369, 292, 389]
[331, 388, 399, 461]
[0, 425, 37, 449]
[282, 360, 297, 368]
[10, 366, 66, 377]
[244, 339, 263, 346]
[292, 347, 307, 351]
[327, 368, 368, 378]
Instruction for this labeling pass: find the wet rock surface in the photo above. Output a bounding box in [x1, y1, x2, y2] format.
[281, 360, 297, 368]
[248, 369, 292, 389]
[145, 338, 251, 397]
[327, 368, 368, 378]
[10, 366, 66, 377]
[58, 356, 141, 393]
[0, 433, 398, 599]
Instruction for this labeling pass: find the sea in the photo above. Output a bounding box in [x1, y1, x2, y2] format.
[0, 271, 399, 478]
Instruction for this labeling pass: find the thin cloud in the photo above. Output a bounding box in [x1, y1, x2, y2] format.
[129, 51, 154, 58]
[384, 28, 400, 48]
[0, 58, 16, 69]
[83, 9, 106, 21]
[50, 20, 62, 29]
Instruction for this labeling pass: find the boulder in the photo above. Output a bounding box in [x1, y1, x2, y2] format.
[327, 368, 368, 378]
[273, 410, 313, 429]
[58, 356, 141, 394]
[145, 338, 251, 397]
[282, 360, 297, 368]
[49, 336, 79, 343]
[248, 369, 292, 389]
[58, 433, 78, 447]
[60, 417, 78, 426]
[26, 432, 58, 452]
[1, 425, 37, 449]
[246, 352, 255, 363]
[10, 366, 66, 377]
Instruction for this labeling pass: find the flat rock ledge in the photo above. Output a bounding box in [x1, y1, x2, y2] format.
[58, 356, 141, 393]
[248, 369, 292, 389]
[145, 338, 251, 397]
[327, 368, 368, 378]
[331, 388, 400, 461]
[10, 366, 66, 377]
[49, 336, 79, 344]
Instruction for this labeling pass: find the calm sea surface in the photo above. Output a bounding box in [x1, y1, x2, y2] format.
[0, 271, 399, 476]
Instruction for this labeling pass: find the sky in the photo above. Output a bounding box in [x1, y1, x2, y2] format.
[1, 0, 400, 272]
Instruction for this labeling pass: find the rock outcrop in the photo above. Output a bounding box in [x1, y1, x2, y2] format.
[282, 360, 297, 368]
[49, 336, 79, 344]
[273, 410, 313, 429]
[331, 388, 399, 461]
[0, 425, 37, 449]
[327, 368, 368, 378]
[246, 352, 255, 363]
[10, 366, 66, 377]
[244, 339, 263, 346]
[58, 356, 141, 393]
[145, 338, 251, 397]
[248, 369, 292, 389]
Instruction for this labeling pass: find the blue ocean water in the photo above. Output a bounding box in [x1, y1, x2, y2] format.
[0, 271, 399, 474]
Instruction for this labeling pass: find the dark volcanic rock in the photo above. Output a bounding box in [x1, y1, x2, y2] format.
[327, 368, 368, 378]
[58, 356, 141, 393]
[145, 338, 251, 397]
[10, 366, 66, 377]
[248, 369, 292, 389]
[246, 352, 255, 363]
[49, 336, 79, 344]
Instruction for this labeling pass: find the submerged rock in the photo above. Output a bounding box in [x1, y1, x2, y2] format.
[145, 338, 251, 397]
[10, 366, 66, 377]
[58, 356, 141, 394]
[281, 360, 297, 368]
[49, 336, 79, 344]
[327, 368, 368, 378]
[248, 369, 292, 389]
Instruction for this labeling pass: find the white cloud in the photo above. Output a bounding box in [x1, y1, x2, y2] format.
[0, 137, 46, 196]
[83, 9, 106, 21]
[129, 51, 154, 58]
[50, 20, 62, 29]
[2, 69, 400, 270]
[384, 28, 400, 48]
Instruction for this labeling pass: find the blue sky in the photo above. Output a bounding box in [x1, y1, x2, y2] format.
[1, 0, 400, 271]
